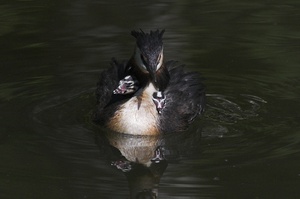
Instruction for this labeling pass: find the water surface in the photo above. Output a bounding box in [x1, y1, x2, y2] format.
[1, 0, 300, 198]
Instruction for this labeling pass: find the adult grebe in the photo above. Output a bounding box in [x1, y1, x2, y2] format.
[94, 30, 205, 135]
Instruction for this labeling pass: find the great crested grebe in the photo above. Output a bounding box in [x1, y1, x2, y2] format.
[94, 29, 205, 135]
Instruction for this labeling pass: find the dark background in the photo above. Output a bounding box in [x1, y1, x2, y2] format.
[0, 1, 300, 198]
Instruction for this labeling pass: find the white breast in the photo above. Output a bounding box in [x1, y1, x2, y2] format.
[108, 83, 159, 135]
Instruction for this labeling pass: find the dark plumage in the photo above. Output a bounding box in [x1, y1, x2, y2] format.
[160, 61, 205, 132]
[94, 30, 205, 135]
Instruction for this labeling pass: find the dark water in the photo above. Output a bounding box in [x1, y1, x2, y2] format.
[1, 1, 300, 198]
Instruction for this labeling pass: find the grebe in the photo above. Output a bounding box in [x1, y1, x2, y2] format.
[94, 29, 205, 135]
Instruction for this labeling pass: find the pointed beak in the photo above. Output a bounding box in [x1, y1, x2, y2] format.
[147, 62, 157, 82]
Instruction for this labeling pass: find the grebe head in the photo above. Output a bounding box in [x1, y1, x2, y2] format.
[131, 29, 165, 82]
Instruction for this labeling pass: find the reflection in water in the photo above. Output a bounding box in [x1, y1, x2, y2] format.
[32, 88, 268, 198]
[97, 131, 168, 199]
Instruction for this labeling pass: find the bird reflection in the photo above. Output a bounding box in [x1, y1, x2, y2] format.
[94, 125, 205, 198]
[97, 131, 168, 199]
[106, 132, 168, 199]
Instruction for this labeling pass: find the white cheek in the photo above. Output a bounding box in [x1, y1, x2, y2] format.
[156, 61, 162, 70]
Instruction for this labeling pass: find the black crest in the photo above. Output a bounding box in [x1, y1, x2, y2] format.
[131, 29, 165, 53]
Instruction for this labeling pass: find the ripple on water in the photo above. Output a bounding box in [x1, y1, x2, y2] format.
[204, 93, 267, 124]
[200, 93, 267, 140]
